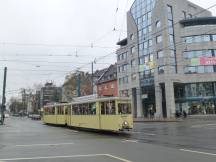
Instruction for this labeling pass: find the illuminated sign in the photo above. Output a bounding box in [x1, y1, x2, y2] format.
[191, 57, 216, 66]
[200, 57, 216, 65]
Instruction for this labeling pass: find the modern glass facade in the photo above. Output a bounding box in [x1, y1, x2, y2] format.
[184, 49, 216, 74]
[130, 0, 156, 86]
[175, 82, 216, 115]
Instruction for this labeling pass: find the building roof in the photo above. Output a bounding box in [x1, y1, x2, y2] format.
[180, 17, 216, 27]
[97, 64, 117, 84]
[117, 38, 128, 46]
[94, 68, 108, 78]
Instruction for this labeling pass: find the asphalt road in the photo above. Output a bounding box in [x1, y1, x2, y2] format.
[0, 117, 216, 162]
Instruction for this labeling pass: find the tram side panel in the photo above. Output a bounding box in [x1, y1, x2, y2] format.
[69, 102, 100, 129]
[43, 106, 57, 124]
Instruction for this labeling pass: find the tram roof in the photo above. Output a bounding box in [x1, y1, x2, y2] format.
[43, 97, 131, 108]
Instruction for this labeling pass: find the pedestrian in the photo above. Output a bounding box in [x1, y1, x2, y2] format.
[2, 113, 5, 124]
[183, 110, 187, 118]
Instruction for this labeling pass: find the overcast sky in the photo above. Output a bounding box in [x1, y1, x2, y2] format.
[0, 0, 215, 99]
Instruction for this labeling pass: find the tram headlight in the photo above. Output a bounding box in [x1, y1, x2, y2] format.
[123, 121, 129, 126]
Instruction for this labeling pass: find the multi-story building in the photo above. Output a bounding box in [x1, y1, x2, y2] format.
[97, 64, 118, 97]
[117, 0, 216, 118]
[40, 82, 62, 107]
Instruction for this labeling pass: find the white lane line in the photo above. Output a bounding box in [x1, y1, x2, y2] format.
[191, 124, 216, 128]
[132, 132, 156, 136]
[15, 143, 74, 147]
[0, 154, 131, 162]
[122, 139, 138, 143]
[105, 154, 132, 162]
[180, 149, 216, 156]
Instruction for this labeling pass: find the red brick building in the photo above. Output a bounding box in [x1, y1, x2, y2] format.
[97, 64, 118, 97]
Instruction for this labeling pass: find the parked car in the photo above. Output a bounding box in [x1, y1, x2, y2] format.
[31, 114, 41, 120]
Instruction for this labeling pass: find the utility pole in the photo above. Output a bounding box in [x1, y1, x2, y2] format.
[1, 67, 7, 124]
[92, 62, 94, 94]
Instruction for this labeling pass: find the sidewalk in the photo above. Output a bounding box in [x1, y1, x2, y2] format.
[134, 115, 216, 122]
[134, 117, 183, 122]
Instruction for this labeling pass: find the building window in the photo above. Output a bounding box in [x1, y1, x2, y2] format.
[182, 11, 186, 19]
[213, 35, 216, 41]
[156, 20, 161, 28]
[158, 66, 165, 74]
[149, 39, 153, 47]
[131, 73, 137, 81]
[111, 83, 114, 89]
[118, 52, 127, 61]
[123, 76, 129, 84]
[194, 35, 202, 43]
[131, 59, 136, 67]
[185, 36, 193, 43]
[104, 85, 108, 90]
[156, 35, 163, 44]
[131, 46, 135, 54]
[167, 5, 173, 19]
[150, 54, 154, 62]
[157, 50, 164, 58]
[139, 57, 145, 65]
[99, 86, 102, 91]
[119, 78, 122, 85]
[130, 34, 134, 40]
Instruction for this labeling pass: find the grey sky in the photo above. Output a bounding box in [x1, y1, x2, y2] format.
[0, 0, 215, 99]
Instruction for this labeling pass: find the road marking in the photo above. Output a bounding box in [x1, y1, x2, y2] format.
[180, 149, 216, 156]
[105, 154, 132, 162]
[0, 154, 131, 162]
[122, 139, 138, 143]
[191, 124, 216, 128]
[15, 143, 74, 147]
[132, 132, 156, 136]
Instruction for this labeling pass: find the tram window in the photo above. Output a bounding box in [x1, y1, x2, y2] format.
[49, 107, 55, 115]
[65, 107, 68, 115]
[89, 103, 96, 115]
[72, 105, 79, 115]
[57, 106, 64, 115]
[44, 108, 49, 115]
[101, 101, 116, 115]
[101, 103, 105, 114]
[118, 103, 131, 114]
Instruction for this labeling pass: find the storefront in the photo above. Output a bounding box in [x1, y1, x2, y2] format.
[141, 85, 156, 118]
[175, 82, 216, 115]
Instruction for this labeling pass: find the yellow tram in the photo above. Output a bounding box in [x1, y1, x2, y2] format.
[42, 97, 133, 131]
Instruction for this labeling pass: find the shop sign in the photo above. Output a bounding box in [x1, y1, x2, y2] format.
[200, 57, 216, 65]
[191, 57, 216, 66]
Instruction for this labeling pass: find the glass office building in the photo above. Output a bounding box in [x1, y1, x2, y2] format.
[117, 0, 216, 118]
